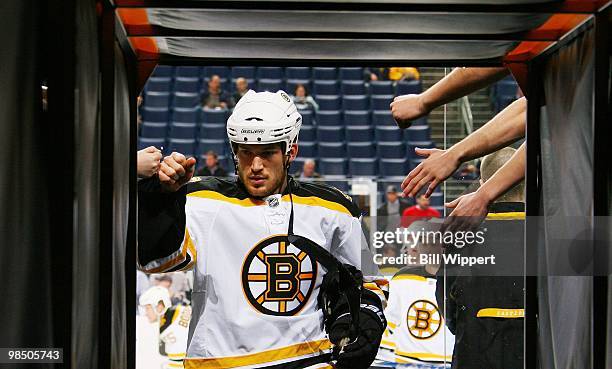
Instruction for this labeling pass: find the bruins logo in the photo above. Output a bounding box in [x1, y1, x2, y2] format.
[406, 300, 442, 340]
[242, 235, 317, 316]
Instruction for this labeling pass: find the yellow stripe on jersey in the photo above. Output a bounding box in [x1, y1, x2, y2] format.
[187, 191, 353, 216]
[395, 351, 453, 361]
[380, 339, 396, 348]
[167, 361, 184, 368]
[387, 321, 398, 330]
[486, 212, 525, 220]
[184, 339, 332, 369]
[391, 275, 428, 282]
[170, 306, 182, 324]
[477, 308, 525, 318]
[167, 352, 186, 359]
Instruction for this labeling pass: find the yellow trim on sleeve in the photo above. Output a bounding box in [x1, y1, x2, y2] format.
[486, 212, 525, 220]
[167, 352, 186, 359]
[380, 339, 396, 348]
[391, 274, 428, 282]
[387, 321, 398, 329]
[184, 339, 332, 369]
[477, 308, 525, 318]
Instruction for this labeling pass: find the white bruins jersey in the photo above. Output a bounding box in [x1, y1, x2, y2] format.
[159, 305, 191, 368]
[380, 267, 454, 367]
[138, 177, 384, 369]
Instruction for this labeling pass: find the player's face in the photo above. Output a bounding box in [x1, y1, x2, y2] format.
[237, 143, 295, 198]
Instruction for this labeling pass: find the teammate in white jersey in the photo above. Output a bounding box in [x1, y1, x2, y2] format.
[138, 90, 386, 369]
[140, 286, 192, 369]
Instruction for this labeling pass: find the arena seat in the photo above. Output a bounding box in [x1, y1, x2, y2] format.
[257, 67, 284, 80]
[316, 110, 342, 126]
[197, 139, 227, 156]
[429, 192, 444, 207]
[231, 66, 256, 79]
[152, 65, 174, 77]
[319, 158, 347, 175]
[372, 110, 395, 126]
[173, 77, 200, 93]
[146, 77, 172, 92]
[318, 142, 346, 157]
[175, 66, 201, 78]
[312, 67, 337, 80]
[317, 95, 342, 111]
[172, 92, 200, 108]
[323, 176, 349, 192]
[313, 80, 340, 96]
[369, 81, 394, 95]
[405, 126, 431, 142]
[286, 79, 311, 94]
[380, 158, 408, 176]
[349, 158, 378, 177]
[286, 67, 311, 80]
[343, 110, 371, 126]
[169, 123, 198, 140]
[339, 67, 363, 81]
[299, 125, 316, 141]
[199, 123, 226, 140]
[298, 141, 317, 157]
[142, 106, 170, 122]
[200, 108, 227, 124]
[202, 66, 230, 79]
[257, 79, 284, 92]
[378, 141, 406, 159]
[145, 91, 171, 108]
[140, 122, 168, 139]
[396, 80, 422, 95]
[172, 107, 200, 124]
[346, 126, 374, 143]
[342, 95, 368, 111]
[316, 126, 345, 142]
[371, 94, 394, 111]
[298, 109, 314, 126]
[341, 81, 366, 95]
[375, 126, 403, 142]
[138, 137, 166, 151]
[168, 138, 197, 156]
[347, 142, 376, 158]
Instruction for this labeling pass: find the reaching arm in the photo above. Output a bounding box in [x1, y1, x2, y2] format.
[391, 67, 509, 128]
[401, 96, 526, 198]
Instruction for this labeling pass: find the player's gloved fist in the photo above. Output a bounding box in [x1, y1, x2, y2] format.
[332, 307, 386, 369]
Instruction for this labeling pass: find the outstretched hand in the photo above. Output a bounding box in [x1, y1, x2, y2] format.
[390, 94, 429, 129]
[441, 191, 489, 233]
[401, 148, 460, 198]
[158, 152, 197, 192]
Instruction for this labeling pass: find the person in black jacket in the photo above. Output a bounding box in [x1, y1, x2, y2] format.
[196, 150, 228, 177]
[377, 185, 411, 232]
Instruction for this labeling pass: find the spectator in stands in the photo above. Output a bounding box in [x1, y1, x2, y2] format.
[387, 67, 420, 81]
[232, 77, 249, 105]
[293, 158, 321, 181]
[401, 193, 441, 227]
[201, 75, 231, 109]
[291, 84, 319, 112]
[153, 274, 173, 290]
[364, 67, 386, 82]
[377, 185, 411, 232]
[196, 150, 228, 177]
[137, 146, 162, 179]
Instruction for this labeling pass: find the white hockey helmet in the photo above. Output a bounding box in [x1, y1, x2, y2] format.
[227, 90, 302, 156]
[139, 286, 171, 315]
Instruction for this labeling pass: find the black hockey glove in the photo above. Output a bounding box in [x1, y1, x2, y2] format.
[331, 299, 386, 369]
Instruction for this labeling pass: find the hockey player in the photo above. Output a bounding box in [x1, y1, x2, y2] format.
[139, 286, 192, 369]
[138, 90, 386, 369]
[373, 220, 454, 369]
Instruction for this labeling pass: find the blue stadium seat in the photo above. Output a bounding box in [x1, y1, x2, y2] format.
[140, 122, 168, 139]
[341, 81, 366, 95]
[152, 65, 174, 77]
[312, 67, 337, 80]
[142, 107, 170, 122]
[371, 95, 394, 111]
[372, 110, 395, 126]
[396, 80, 422, 96]
[174, 77, 200, 93]
[346, 126, 374, 142]
[146, 77, 172, 92]
[313, 80, 339, 96]
[169, 123, 198, 140]
[199, 123, 226, 140]
[429, 192, 444, 207]
[289, 158, 306, 174]
[323, 177, 350, 192]
[299, 125, 316, 141]
[203, 66, 230, 79]
[339, 67, 363, 81]
[175, 66, 201, 78]
[347, 142, 376, 158]
[257, 79, 284, 92]
[344, 110, 371, 126]
[378, 141, 406, 159]
[380, 158, 407, 177]
[138, 137, 165, 151]
[286, 79, 311, 95]
[298, 142, 317, 157]
[349, 158, 377, 177]
[172, 107, 200, 123]
[412, 116, 428, 126]
[405, 126, 430, 142]
[406, 141, 435, 160]
[342, 95, 368, 111]
[318, 142, 346, 157]
[286, 67, 311, 80]
[319, 158, 347, 175]
[375, 126, 403, 142]
[173, 92, 200, 108]
[145, 91, 171, 108]
[231, 66, 256, 79]
[257, 67, 284, 80]
[369, 81, 394, 95]
[200, 108, 227, 124]
[168, 138, 197, 155]
[197, 139, 227, 156]
[496, 79, 518, 97]
[317, 126, 345, 142]
[317, 95, 342, 111]
[316, 111, 342, 126]
[299, 109, 314, 126]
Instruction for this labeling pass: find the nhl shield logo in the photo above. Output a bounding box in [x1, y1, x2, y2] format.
[241, 235, 317, 316]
